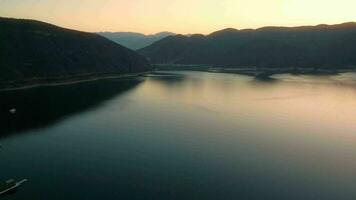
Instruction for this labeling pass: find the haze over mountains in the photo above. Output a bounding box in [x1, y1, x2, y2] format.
[98, 32, 175, 50]
[139, 22, 356, 69]
[0, 17, 150, 89]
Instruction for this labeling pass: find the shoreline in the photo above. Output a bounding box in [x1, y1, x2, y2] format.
[0, 72, 150, 92]
[1, 67, 355, 92]
[153, 64, 356, 77]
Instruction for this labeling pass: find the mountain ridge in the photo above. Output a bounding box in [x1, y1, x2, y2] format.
[0, 17, 151, 90]
[98, 31, 175, 50]
[139, 22, 356, 69]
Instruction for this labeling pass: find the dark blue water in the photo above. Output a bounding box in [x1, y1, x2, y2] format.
[1, 71, 356, 200]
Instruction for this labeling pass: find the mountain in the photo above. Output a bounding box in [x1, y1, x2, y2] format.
[139, 23, 356, 69]
[98, 31, 175, 50]
[0, 17, 151, 89]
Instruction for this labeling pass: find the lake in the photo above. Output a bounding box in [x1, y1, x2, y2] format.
[1, 71, 356, 200]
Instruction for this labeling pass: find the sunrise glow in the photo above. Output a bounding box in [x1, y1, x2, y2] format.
[1, 0, 356, 34]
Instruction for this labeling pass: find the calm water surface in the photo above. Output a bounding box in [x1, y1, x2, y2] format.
[1, 71, 356, 200]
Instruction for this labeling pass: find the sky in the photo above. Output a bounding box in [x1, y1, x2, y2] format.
[0, 0, 356, 34]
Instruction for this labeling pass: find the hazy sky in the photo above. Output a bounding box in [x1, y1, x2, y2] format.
[0, 0, 356, 34]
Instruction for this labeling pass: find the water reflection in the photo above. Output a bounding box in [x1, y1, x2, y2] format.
[0, 79, 141, 137]
[138, 71, 356, 132]
[145, 72, 187, 83]
[2, 71, 356, 200]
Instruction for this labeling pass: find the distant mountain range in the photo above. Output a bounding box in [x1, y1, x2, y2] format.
[0, 17, 151, 89]
[98, 32, 175, 50]
[139, 23, 356, 69]
[2, 17, 356, 91]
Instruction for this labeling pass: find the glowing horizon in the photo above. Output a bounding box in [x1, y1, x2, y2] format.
[1, 0, 356, 34]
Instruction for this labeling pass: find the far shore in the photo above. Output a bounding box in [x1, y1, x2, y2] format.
[0, 72, 150, 92]
[153, 64, 356, 77]
[1, 66, 355, 92]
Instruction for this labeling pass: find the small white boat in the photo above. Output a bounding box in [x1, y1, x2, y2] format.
[9, 108, 16, 114]
[0, 179, 27, 195]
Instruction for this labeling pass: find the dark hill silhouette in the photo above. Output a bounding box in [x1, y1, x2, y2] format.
[0, 17, 151, 89]
[139, 22, 356, 69]
[98, 31, 175, 50]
